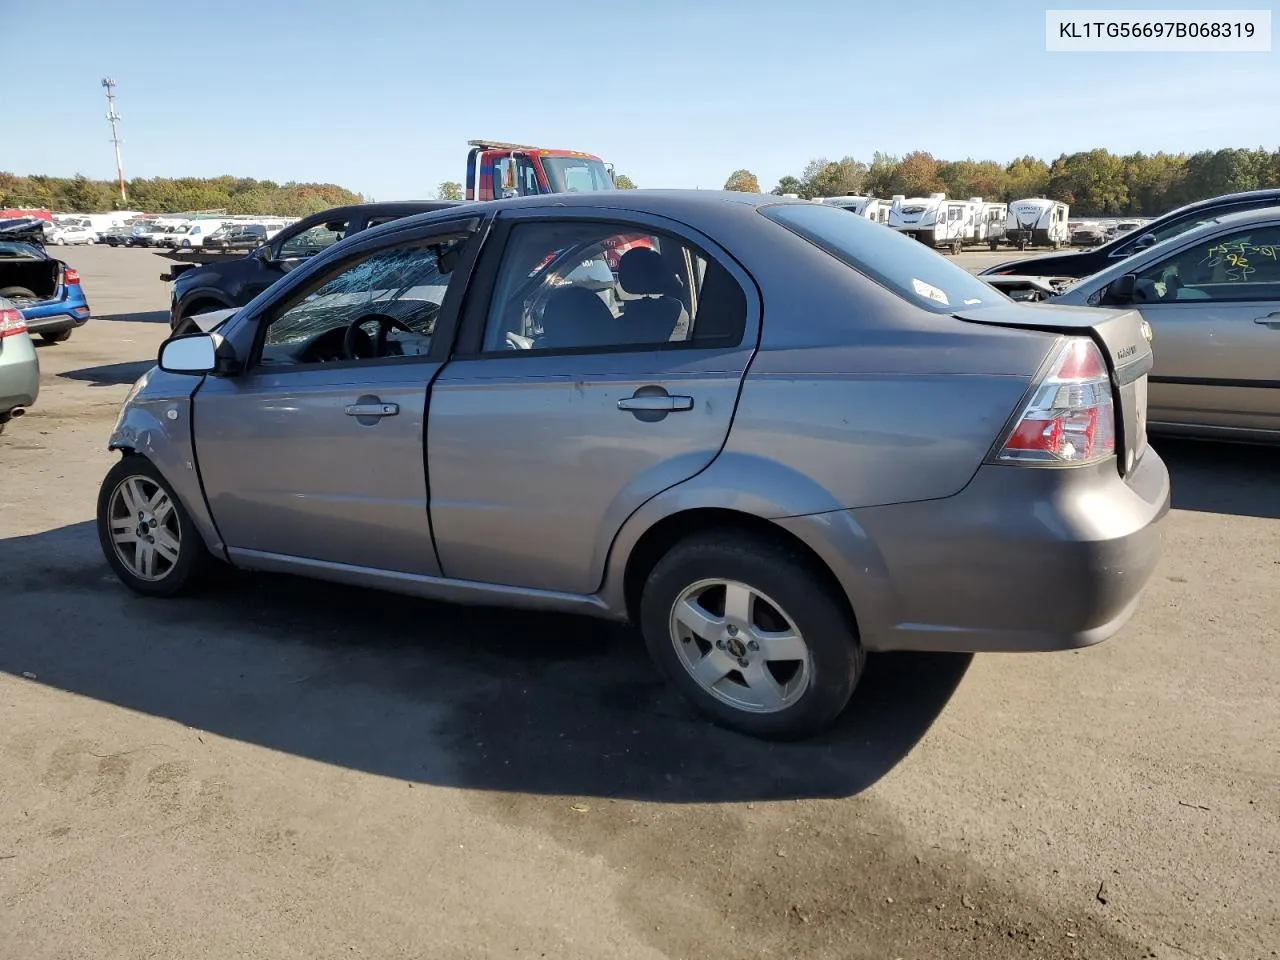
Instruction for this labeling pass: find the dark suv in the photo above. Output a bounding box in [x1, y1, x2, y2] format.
[167, 201, 462, 330]
[981, 188, 1280, 278]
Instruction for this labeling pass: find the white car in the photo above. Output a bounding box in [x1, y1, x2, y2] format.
[47, 223, 97, 245]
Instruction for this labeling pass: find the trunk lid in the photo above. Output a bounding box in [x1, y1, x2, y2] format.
[955, 302, 1153, 476]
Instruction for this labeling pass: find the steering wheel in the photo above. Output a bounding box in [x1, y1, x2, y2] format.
[342, 312, 415, 360]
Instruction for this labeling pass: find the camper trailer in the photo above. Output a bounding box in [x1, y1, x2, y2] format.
[820, 195, 891, 224]
[1005, 198, 1070, 250]
[976, 201, 1008, 249]
[888, 193, 981, 254]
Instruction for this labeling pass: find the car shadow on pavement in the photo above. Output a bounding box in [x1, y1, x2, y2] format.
[58, 359, 155, 387]
[95, 310, 171, 324]
[0, 521, 970, 804]
[1156, 437, 1279, 520]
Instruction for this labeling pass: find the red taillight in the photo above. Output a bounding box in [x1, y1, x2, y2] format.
[63, 267, 81, 285]
[994, 336, 1116, 466]
[0, 308, 28, 338]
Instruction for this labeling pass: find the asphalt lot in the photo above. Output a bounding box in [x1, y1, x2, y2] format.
[1, 244, 1277, 960]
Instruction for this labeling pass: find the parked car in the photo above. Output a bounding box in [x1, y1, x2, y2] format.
[99, 191, 1168, 740]
[982, 188, 1280, 279]
[0, 297, 39, 435]
[48, 222, 98, 245]
[100, 225, 133, 246]
[167, 201, 461, 331]
[0, 239, 92, 343]
[129, 224, 171, 248]
[985, 208, 1280, 444]
[159, 220, 226, 249]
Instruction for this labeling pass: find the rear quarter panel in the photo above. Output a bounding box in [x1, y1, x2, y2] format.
[698, 214, 1060, 512]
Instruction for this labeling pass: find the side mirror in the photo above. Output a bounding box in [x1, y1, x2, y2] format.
[158, 333, 219, 375]
[1131, 233, 1157, 252]
[1107, 273, 1138, 304]
[253, 245, 275, 264]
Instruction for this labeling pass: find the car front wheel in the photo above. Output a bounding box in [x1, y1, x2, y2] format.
[640, 532, 863, 739]
[96, 456, 208, 597]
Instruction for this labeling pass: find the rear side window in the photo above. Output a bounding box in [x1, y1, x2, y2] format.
[761, 202, 1007, 313]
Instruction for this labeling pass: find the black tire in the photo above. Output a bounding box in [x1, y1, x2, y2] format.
[0, 285, 37, 300]
[39, 330, 72, 344]
[640, 532, 863, 740]
[96, 455, 209, 598]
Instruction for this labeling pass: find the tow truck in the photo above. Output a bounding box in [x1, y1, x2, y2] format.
[465, 139, 617, 200]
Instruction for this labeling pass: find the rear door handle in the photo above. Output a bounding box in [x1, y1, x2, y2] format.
[345, 402, 399, 417]
[617, 395, 694, 412]
[1254, 312, 1280, 326]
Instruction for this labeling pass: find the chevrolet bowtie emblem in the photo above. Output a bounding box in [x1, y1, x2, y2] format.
[1140, 319, 1153, 342]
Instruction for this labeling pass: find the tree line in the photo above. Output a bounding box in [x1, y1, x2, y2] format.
[0, 172, 364, 217]
[726, 146, 1280, 217]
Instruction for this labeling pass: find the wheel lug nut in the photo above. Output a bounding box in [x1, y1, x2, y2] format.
[727, 625, 738, 636]
[148, 519, 157, 528]
[715, 639, 726, 650]
[747, 640, 759, 651]
[737, 658, 749, 668]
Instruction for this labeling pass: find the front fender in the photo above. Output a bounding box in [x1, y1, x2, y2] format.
[109, 378, 226, 561]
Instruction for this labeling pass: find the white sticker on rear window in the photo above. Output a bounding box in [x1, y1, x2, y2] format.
[912, 278, 950, 305]
[963, 297, 984, 305]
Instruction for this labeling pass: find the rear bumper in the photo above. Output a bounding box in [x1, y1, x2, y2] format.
[21, 289, 91, 333]
[778, 450, 1170, 653]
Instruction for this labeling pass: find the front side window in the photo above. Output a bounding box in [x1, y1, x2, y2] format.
[1134, 225, 1280, 302]
[260, 241, 464, 366]
[762, 201, 1006, 313]
[278, 220, 348, 260]
[481, 220, 746, 353]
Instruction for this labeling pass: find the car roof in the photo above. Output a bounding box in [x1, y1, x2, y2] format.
[1154, 187, 1280, 222]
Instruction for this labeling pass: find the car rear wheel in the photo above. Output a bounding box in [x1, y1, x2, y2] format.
[640, 532, 863, 739]
[96, 456, 208, 597]
[39, 330, 72, 344]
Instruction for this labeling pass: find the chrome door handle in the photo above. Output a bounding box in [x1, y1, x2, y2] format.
[1253, 312, 1280, 326]
[345, 402, 399, 417]
[617, 395, 694, 412]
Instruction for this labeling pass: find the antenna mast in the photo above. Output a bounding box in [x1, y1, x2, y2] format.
[102, 78, 126, 204]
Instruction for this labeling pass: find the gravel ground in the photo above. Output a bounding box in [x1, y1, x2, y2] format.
[1, 244, 1276, 960]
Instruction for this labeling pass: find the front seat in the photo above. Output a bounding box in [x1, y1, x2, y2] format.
[618, 248, 683, 343]
[538, 286, 615, 350]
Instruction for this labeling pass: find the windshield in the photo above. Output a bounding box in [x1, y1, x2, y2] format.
[0, 241, 42, 259]
[540, 157, 615, 193]
[761, 202, 1007, 313]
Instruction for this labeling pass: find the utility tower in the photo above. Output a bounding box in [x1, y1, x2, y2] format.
[102, 78, 126, 204]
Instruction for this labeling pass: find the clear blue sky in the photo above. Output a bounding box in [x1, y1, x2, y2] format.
[2, 0, 1275, 198]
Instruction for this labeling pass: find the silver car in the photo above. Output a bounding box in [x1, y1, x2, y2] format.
[96, 192, 1169, 739]
[991, 208, 1280, 443]
[0, 296, 39, 434]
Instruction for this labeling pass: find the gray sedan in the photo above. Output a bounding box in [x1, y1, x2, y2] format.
[990, 208, 1280, 443]
[0, 296, 39, 434]
[96, 191, 1169, 739]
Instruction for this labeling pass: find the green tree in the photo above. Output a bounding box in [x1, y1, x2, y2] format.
[1003, 155, 1051, 201]
[437, 181, 463, 200]
[723, 169, 761, 193]
[613, 173, 637, 189]
[801, 156, 867, 198]
[771, 175, 803, 196]
[863, 152, 900, 198]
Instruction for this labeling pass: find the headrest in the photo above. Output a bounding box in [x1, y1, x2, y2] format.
[618, 247, 679, 297]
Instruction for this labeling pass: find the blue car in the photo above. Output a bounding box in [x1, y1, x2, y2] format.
[0, 238, 91, 343]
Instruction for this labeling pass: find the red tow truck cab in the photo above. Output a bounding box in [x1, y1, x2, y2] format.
[464, 140, 617, 201]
